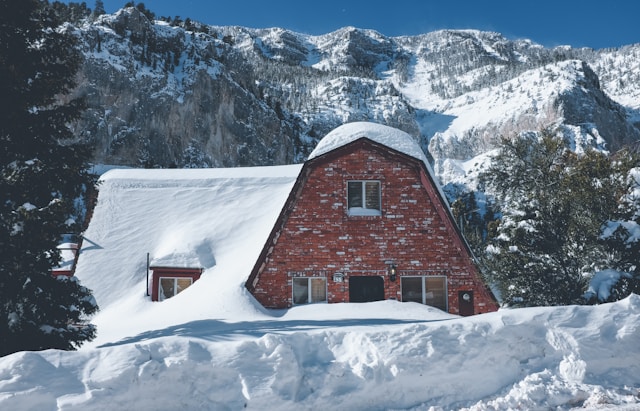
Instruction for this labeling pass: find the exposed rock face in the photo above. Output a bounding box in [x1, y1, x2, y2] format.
[427, 59, 640, 179]
[68, 8, 640, 182]
[71, 9, 301, 167]
[555, 61, 640, 151]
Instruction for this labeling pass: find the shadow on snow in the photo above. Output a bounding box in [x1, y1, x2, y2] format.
[98, 317, 450, 348]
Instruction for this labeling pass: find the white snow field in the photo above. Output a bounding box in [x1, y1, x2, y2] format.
[1, 123, 639, 410]
[1, 298, 639, 410]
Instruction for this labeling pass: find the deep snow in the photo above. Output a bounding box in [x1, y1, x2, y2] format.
[1, 123, 639, 410]
[1, 298, 639, 410]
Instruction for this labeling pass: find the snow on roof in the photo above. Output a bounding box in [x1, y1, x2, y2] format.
[309, 121, 451, 211]
[309, 121, 430, 166]
[149, 252, 204, 269]
[73, 164, 301, 338]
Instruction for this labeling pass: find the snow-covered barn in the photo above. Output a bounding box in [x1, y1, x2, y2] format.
[74, 122, 497, 317]
[246, 122, 498, 315]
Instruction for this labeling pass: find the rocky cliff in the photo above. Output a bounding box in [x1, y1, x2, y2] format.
[68, 8, 640, 186]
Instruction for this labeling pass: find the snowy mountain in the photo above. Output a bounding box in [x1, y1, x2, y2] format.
[67, 7, 640, 188]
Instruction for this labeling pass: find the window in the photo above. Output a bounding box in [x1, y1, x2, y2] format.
[292, 277, 327, 304]
[349, 276, 385, 302]
[347, 181, 381, 216]
[159, 277, 193, 301]
[401, 276, 447, 311]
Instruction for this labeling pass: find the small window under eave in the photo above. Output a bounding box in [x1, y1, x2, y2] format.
[149, 267, 203, 302]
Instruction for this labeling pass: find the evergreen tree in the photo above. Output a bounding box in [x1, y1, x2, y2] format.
[50, 1, 90, 24]
[480, 129, 633, 306]
[598, 155, 640, 301]
[92, 0, 105, 18]
[0, 0, 98, 356]
[450, 190, 484, 251]
[135, 2, 155, 21]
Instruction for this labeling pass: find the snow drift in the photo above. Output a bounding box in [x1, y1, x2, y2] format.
[0, 297, 639, 410]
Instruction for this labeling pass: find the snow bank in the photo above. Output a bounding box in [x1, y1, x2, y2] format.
[1, 297, 639, 410]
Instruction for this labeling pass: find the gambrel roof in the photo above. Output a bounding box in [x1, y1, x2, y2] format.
[309, 122, 429, 164]
[308, 122, 453, 212]
[246, 123, 490, 301]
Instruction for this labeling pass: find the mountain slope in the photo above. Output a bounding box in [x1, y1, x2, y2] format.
[68, 8, 640, 185]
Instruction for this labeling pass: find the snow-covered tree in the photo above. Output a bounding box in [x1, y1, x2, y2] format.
[480, 129, 635, 306]
[0, 0, 98, 356]
[596, 162, 640, 302]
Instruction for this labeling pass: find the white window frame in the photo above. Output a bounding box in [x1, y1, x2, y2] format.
[347, 180, 381, 216]
[158, 277, 193, 301]
[400, 276, 448, 311]
[292, 277, 327, 305]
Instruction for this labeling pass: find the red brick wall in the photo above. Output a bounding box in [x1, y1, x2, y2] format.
[251, 144, 497, 314]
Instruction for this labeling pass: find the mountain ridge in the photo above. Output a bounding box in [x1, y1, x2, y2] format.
[66, 7, 640, 187]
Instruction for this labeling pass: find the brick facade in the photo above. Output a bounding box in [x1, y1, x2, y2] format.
[247, 138, 498, 315]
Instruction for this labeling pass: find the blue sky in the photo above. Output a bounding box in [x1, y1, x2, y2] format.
[81, 0, 637, 49]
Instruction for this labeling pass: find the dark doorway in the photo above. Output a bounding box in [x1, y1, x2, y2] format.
[349, 276, 384, 302]
[458, 291, 474, 316]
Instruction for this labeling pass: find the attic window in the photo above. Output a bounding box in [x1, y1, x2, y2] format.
[347, 181, 381, 216]
[150, 267, 203, 301]
[158, 277, 193, 301]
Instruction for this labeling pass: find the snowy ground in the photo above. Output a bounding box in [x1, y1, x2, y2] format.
[1, 298, 639, 410]
[2, 128, 640, 409]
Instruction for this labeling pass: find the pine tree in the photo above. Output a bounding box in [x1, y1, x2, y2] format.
[597, 152, 640, 301]
[92, 0, 105, 19]
[450, 190, 484, 251]
[480, 130, 634, 306]
[0, 0, 98, 356]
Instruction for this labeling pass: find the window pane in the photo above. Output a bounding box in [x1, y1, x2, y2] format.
[310, 278, 326, 303]
[159, 277, 194, 301]
[348, 182, 363, 208]
[364, 182, 380, 210]
[176, 278, 192, 295]
[425, 277, 447, 311]
[401, 277, 423, 303]
[293, 278, 309, 304]
[160, 278, 175, 300]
